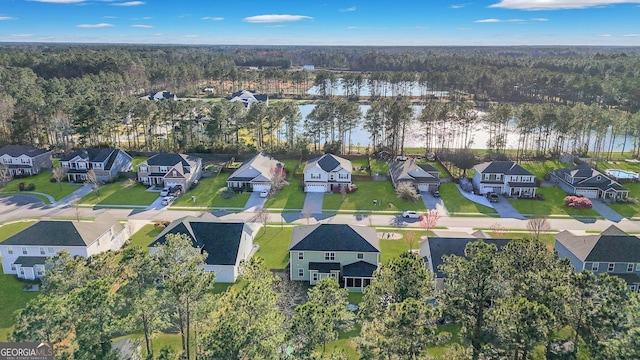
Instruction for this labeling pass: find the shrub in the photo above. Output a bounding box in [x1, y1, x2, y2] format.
[18, 182, 25, 191]
[395, 182, 420, 202]
[218, 187, 236, 200]
[27, 183, 35, 191]
[49, 177, 57, 183]
[564, 196, 593, 209]
[435, 332, 453, 345]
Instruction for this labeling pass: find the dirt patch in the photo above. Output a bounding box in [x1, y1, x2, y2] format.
[377, 232, 403, 240]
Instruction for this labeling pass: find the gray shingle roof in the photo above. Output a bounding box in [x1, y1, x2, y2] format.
[389, 160, 439, 185]
[13, 256, 47, 267]
[421, 237, 511, 278]
[553, 165, 626, 192]
[304, 154, 352, 173]
[227, 152, 283, 183]
[0, 145, 50, 158]
[555, 225, 640, 262]
[289, 224, 379, 253]
[342, 261, 378, 278]
[474, 161, 534, 176]
[309, 262, 341, 272]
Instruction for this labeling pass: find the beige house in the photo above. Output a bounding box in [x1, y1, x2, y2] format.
[137, 153, 202, 190]
[303, 154, 352, 193]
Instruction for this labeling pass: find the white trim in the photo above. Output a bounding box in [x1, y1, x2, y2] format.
[607, 263, 615, 272]
[628, 263, 635, 272]
[591, 262, 599, 271]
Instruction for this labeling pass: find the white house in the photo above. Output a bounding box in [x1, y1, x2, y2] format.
[148, 90, 177, 101]
[226, 90, 268, 108]
[226, 152, 284, 193]
[303, 154, 352, 193]
[0, 145, 52, 178]
[149, 215, 258, 283]
[0, 215, 127, 280]
[472, 161, 538, 197]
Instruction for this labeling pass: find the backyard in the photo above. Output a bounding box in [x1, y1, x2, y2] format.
[438, 183, 496, 215]
[609, 182, 640, 218]
[369, 158, 389, 175]
[80, 181, 158, 206]
[253, 226, 294, 269]
[323, 181, 427, 212]
[0, 272, 39, 341]
[128, 224, 164, 250]
[350, 158, 370, 175]
[171, 173, 251, 208]
[519, 159, 568, 179]
[0, 172, 79, 202]
[508, 187, 599, 217]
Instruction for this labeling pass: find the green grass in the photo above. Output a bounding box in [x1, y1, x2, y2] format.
[264, 160, 305, 209]
[350, 158, 370, 175]
[0, 172, 78, 201]
[439, 183, 496, 214]
[369, 158, 389, 175]
[80, 181, 158, 206]
[323, 181, 426, 212]
[0, 270, 39, 338]
[253, 226, 294, 269]
[609, 182, 640, 218]
[519, 159, 568, 179]
[128, 224, 163, 250]
[0, 221, 36, 242]
[171, 173, 250, 208]
[597, 159, 640, 173]
[113, 332, 182, 358]
[508, 187, 599, 217]
[130, 156, 148, 169]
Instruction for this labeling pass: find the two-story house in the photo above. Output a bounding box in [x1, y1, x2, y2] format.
[389, 159, 440, 193]
[472, 161, 538, 197]
[0, 145, 52, 178]
[550, 164, 628, 200]
[303, 154, 352, 193]
[555, 225, 640, 292]
[60, 148, 132, 182]
[289, 224, 379, 292]
[226, 152, 284, 192]
[149, 215, 258, 283]
[137, 153, 202, 190]
[0, 215, 126, 280]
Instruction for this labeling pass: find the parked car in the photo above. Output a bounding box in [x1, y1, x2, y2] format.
[487, 192, 500, 203]
[259, 190, 269, 198]
[160, 187, 170, 197]
[168, 185, 182, 196]
[402, 210, 420, 219]
[161, 196, 174, 206]
[431, 190, 440, 198]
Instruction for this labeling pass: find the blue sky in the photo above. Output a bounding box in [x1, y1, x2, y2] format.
[1, 0, 640, 45]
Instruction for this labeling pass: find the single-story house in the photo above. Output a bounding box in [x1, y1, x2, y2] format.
[550, 164, 628, 200]
[389, 159, 440, 193]
[303, 154, 352, 193]
[289, 224, 379, 292]
[472, 161, 538, 197]
[226, 152, 284, 192]
[226, 90, 268, 108]
[137, 153, 202, 190]
[0, 145, 52, 178]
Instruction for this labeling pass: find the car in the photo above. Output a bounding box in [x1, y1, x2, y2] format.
[431, 190, 440, 198]
[402, 210, 420, 219]
[168, 185, 183, 196]
[159, 187, 170, 197]
[161, 196, 174, 206]
[487, 192, 500, 203]
[259, 190, 269, 198]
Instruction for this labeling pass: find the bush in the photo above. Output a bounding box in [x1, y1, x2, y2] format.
[435, 332, 453, 346]
[49, 177, 57, 183]
[18, 182, 25, 191]
[395, 182, 420, 202]
[27, 183, 35, 191]
[564, 196, 592, 209]
[218, 187, 236, 200]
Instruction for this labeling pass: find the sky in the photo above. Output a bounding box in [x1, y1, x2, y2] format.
[1, 0, 640, 46]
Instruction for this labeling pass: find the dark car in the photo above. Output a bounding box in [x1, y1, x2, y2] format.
[487, 192, 499, 203]
[431, 190, 440, 198]
[168, 185, 183, 196]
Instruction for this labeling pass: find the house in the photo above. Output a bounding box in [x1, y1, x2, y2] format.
[60, 148, 132, 182]
[149, 215, 258, 282]
[550, 164, 628, 200]
[472, 161, 538, 197]
[420, 234, 511, 289]
[226, 152, 284, 192]
[137, 153, 202, 190]
[555, 225, 640, 292]
[148, 90, 177, 101]
[226, 90, 268, 108]
[0, 145, 52, 178]
[389, 160, 440, 193]
[289, 224, 380, 292]
[0, 215, 126, 280]
[303, 154, 352, 193]
[303, 65, 315, 70]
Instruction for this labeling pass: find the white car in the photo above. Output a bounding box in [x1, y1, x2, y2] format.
[161, 196, 174, 206]
[402, 210, 420, 219]
[259, 190, 269, 198]
[160, 187, 170, 197]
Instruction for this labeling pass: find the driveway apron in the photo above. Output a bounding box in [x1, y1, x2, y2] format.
[303, 192, 324, 214]
[591, 200, 624, 222]
[244, 192, 268, 211]
[421, 193, 449, 216]
[492, 198, 525, 220]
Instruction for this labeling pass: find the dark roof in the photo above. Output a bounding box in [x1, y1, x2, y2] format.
[417, 163, 438, 173]
[309, 262, 341, 273]
[342, 261, 378, 278]
[508, 181, 538, 188]
[389, 160, 439, 185]
[150, 217, 248, 266]
[613, 273, 640, 285]
[60, 148, 120, 165]
[146, 153, 194, 168]
[13, 256, 47, 267]
[1, 217, 121, 247]
[553, 165, 627, 192]
[423, 237, 511, 278]
[555, 226, 640, 263]
[0, 145, 50, 158]
[304, 154, 351, 173]
[290, 224, 379, 253]
[318, 155, 340, 172]
[475, 161, 534, 176]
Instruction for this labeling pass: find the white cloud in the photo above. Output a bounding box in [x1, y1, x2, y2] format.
[339, 6, 357, 12]
[623, 33, 640, 37]
[475, 18, 526, 22]
[451, 3, 471, 8]
[243, 14, 313, 23]
[103, 16, 117, 19]
[531, 17, 548, 21]
[11, 34, 33, 37]
[489, 0, 640, 10]
[184, 34, 198, 38]
[111, 1, 144, 6]
[202, 16, 224, 21]
[77, 23, 114, 28]
[131, 24, 153, 28]
[0, 16, 15, 20]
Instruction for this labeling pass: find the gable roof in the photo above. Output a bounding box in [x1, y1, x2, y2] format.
[1, 215, 123, 247]
[421, 237, 511, 278]
[145, 153, 199, 171]
[304, 154, 352, 173]
[289, 224, 379, 253]
[228, 152, 283, 183]
[149, 216, 252, 266]
[555, 225, 640, 263]
[227, 90, 268, 107]
[0, 145, 50, 158]
[474, 161, 534, 176]
[554, 165, 626, 192]
[389, 160, 439, 184]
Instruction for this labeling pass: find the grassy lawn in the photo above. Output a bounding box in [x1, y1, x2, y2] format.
[0, 270, 39, 340]
[519, 159, 568, 179]
[323, 181, 426, 212]
[264, 160, 305, 210]
[0, 172, 79, 201]
[130, 156, 148, 169]
[428, 323, 463, 358]
[439, 183, 496, 215]
[128, 224, 163, 250]
[508, 187, 599, 217]
[113, 332, 182, 359]
[80, 181, 158, 206]
[597, 159, 640, 173]
[369, 158, 389, 175]
[0, 221, 36, 242]
[350, 158, 370, 175]
[171, 173, 250, 208]
[417, 160, 449, 177]
[379, 238, 412, 264]
[609, 182, 640, 218]
[253, 226, 294, 269]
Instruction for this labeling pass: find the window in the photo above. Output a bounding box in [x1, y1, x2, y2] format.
[39, 247, 45, 255]
[637, 263, 640, 271]
[310, 173, 321, 179]
[628, 263, 635, 272]
[298, 268, 304, 277]
[36, 267, 44, 277]
[591, 262, 599, 271]
[172, 170, 177, 176]
[298, 252, 304, 260]
[608, 263, 615, 272]
[7, 247, 12, 255]
[312, 272, 319, 282]
[139, 166, 147, 172]
[330, 273, 337, 279]
[10, 264, 16, 271]
[325, 252, 335, 261]
[48, 247, 54, 254]
[22, 247, 27, 255]
[339, 173, 348, 179]
[357, 253, 364, 260]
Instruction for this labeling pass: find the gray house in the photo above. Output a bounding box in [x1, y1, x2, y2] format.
[472, 161, 537, 197]
[303, 154, 352, 193]
[289, 224, 379, 292]
[555, 225, 640, 292]
[550, 164, 628, 200]
[0, 145, 52, 177]
[137, 153, 202, 190]
[60, 148, 132, 182]
[226, 152, 284, 192]
[389, 160, 440, 193]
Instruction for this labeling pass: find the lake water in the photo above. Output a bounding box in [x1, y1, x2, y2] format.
[306, 79, 448, 98]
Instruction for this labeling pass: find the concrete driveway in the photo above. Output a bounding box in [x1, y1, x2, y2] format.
[303, 192, 324, 214]
[244, 192, 268, 211]
[455, 184, 495, 208]
[492, 198, 525, 220]
[144, 195, 165, 210]
[421, 193, 449, 216]
[591, 200, 624, 222]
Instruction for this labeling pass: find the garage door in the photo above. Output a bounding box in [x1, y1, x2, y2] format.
[306, 184, 326, 193]
[253, 184, 271, 192]
[417, 184, 429, 193]
[576, 189, 599, 198]
[165, 182, 180, 188]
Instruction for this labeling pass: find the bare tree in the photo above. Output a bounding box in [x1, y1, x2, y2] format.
[0, 163, 12, 187]
[52, 166, 67, 191]
[253, 207, 270, 234]
[340, 184, 347, 202]
[301, 206, 315, 225]
[527, 217, 550, 241]
[269, 164, 289, 195]
[85, 169, 101, 198]
[490, 222, 506, 238]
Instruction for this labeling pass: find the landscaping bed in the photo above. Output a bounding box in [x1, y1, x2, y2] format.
[508, 187, 599, 217]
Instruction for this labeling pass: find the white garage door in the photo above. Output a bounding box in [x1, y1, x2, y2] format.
[576, 189, 599, 198]
[417, 184, 429, 192]
[165, 182, 180, 188]
[306, 184, 326, 193]
[253, 184, 271, 192]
